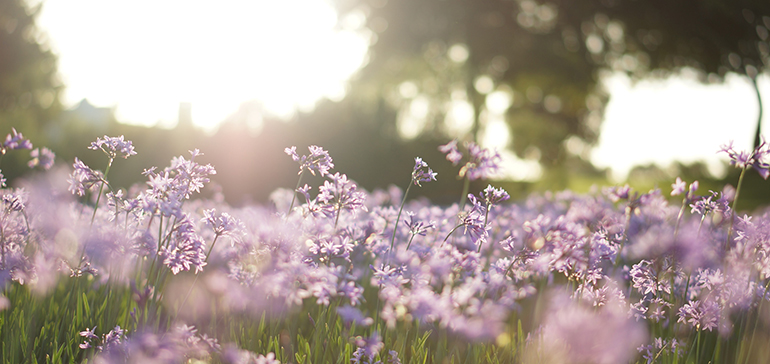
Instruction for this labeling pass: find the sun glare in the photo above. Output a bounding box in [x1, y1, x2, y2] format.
[38, 0, 369, 131]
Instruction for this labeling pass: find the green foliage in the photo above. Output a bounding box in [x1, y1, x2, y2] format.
[0, 0, 62, 180]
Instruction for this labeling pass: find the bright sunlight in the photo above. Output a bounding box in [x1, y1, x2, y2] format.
[37, 0, 369, 131]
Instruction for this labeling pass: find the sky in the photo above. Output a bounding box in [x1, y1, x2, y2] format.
[36, 0, 369, 128]
[34, 0, 770, 181]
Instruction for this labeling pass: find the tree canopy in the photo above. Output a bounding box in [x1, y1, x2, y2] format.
[0, 0, 62, 174]
[331, 0, 770, 170]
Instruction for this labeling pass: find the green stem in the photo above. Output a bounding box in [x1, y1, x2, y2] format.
[204, 235, 220, 264]
[90, 157, 114, 225]
[459, 177, 470, 210]
[743, 279, 770, 364]
[405, 233, 416, 251]
[389, 181, 413, 253]
[728, 166, 748, 246]
[174, 235, 220, 322]
[441, 224, 464, 247]
[673, 197, 687, 241]
[287, 171, 304, 216]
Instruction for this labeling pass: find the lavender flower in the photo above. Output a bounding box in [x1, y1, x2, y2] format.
[28, 147, 55, 170]
[202, 208, 243, 239]
[285, 145, 334, 176]
[138, 150, 216, 217]
[459, 142, 501, 181]
[89, 135, 137, 159]
[629, 260, 671, 296]
[462, 198, 489, 245]
[678, 299, 719, 331]
[254, 353, 281, 364]
[337, 305, 374, 326]
[482, 184, 510, 205]
[637, 338, 684, 364]
[411, 157, 437, 186]
[2, 128, 32, 152]
[405, 211, 435, 237]
[438, 139, 463, 165]
[671, 177, 699, 200]
[354, 332, 384, 362]
[80, 326, 98, 340]
[68, 157, 104, 196]
[532, 293, 647, 364]
[387, 350, 402, 364]
[690, 190, 731, 217]
[720, 139, 770, 179]
[317, 173, 367, 219]
[159, 214, 207, 274]
[671, 177, 686, 196]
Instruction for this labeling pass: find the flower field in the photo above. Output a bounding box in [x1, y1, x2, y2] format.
[1, 132, 770, 363]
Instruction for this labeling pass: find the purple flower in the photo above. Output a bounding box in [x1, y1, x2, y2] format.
[28, 147, 55, 170]
[405, 211, 435, 236]
[482, 184, 509, 205]
[459, 142, 501, 181]
[159, 214, 207, 274]
[80, 326, 99, 340]
[690, 190, 731, 217]
[607, 184, 632, 202]
[678, 299, 719, 331]
[629, 260, 671, 296]
[412, 157, 437, 186]
[167, 149, 216, 199]
[138, 150, 216, 218]
[671, 178, 700, 200]
[2, 128, 32, 152]
[337, 305, 373, 326]
[387, 350, 402, 364]
[533, 293, 647, 364]
[68, 157, 104, 196]
[100, 326, 125, 351]
[637, 338, 684, 364]
[354, 332, 384, 361]
[462, 197, 488, 244]
[285, 145, 334, 176]
[438, 139, 463, 165]
[89, 135, 137, 159]
[202, 208, 243, 239]
[254, 353, 281, 364]
[671, 177, 686, 196]
[720, 139, 770, 179]
[317, 173, 367, 219]
[296, 184, 326, 218]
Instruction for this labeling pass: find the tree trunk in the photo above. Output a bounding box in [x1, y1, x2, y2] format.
[752, 76, 763, 149]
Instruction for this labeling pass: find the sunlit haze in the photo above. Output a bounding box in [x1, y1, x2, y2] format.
[36, 0, 770, 181]
[594, 72, 770, 181]
[37, 0, 369, 130]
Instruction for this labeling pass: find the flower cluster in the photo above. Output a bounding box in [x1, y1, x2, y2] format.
[8, 137, 770, 364]
[285, 145, 334, 176]
[720, 139, 770, 179]
[439, 140, 501, 180]
[411, 157, 437, 186]
[27, 147, 55, 170]
[68, 157, 105, 196]
[2, 128, 32, 153]
[89, 135, 137, 160]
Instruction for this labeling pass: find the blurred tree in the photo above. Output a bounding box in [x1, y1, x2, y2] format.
[0, 0, 62, 176]
[331, 0, 770, 182]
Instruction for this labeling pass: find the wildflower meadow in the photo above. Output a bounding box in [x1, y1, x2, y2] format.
[2, 130, 770, 364]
